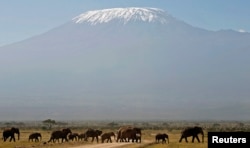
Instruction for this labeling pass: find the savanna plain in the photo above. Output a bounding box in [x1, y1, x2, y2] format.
[0, 120, 249, 148]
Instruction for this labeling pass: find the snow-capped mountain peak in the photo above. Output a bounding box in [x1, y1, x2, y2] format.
[72, 7, 170, 25]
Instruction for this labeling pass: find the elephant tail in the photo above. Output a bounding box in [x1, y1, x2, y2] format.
[201, 132, 204, 143]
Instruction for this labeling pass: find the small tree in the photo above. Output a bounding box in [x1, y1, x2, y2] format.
[43, 119, 56, 130]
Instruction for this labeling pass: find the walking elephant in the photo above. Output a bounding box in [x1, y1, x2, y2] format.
[3, 127, 20, 142]
[84, 128, 102, 143]
[29, 132, 42, 142]
[117, 126, 142, 143]
[78, 133, 86, 141]
[48, 128, 72, 143]
[179, 126, 204, 143]
[155, 133, 169, 144]
[101, 132, 115, 143]
[68, 133, 79, 141]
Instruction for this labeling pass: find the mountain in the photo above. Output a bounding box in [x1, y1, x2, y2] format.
[0, 7, 250, 121]
[73, 7, 170, 25]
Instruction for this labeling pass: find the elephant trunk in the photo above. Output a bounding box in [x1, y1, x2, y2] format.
[201, 131, 204, 143]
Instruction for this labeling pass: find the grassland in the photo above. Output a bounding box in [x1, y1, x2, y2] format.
[0, 129, 207, 148]
[0, 120, 249, 148]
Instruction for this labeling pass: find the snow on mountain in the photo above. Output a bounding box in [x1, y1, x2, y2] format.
[72, 7, 170, 25]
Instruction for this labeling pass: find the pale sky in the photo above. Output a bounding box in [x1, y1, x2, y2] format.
[0, 0, 250, 46]
[0, 0, 250, 121]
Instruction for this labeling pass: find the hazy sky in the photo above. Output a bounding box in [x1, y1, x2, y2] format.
[0, 0, 250, 46]
[0, 0, 250, 121]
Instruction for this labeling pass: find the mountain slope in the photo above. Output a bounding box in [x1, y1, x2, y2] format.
[0, 7, 250, 121]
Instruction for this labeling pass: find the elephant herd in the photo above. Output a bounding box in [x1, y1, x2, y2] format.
[1, 126, 204, 144]
[155, 126, 204, 144]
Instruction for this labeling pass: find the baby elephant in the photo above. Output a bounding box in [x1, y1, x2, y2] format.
[155, 133, 169, 144]
[101, 132, 116, 143]
[68, 133, 79, 141]
[29, 132, 42, 142]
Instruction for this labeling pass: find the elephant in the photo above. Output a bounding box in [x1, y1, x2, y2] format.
[29, 132, 42, 142]
[3, 127, 20, 142]
[48, 128, 72, 143]
[179, 126, 204, 143]
[84, 128, 102, 143]
[68, 133, 79, 141]
[78, 133, 86, 141]
[155, 133, 169, 144]
[101, 132, 115, 143]
[117, 126, 142, 143]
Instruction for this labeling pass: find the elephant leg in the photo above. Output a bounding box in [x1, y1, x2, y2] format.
[132, 137, 135, 143]
[97, 136, 99, 143]
[179, 136, 183, 142]
[10, 136, 15, 142]
[185, 137, 188, 143]
[195, 135, 200, 142]
[192, 136, 195, 142]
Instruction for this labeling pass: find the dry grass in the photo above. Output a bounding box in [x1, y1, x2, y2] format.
[0, 129, 207, 148]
